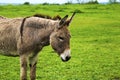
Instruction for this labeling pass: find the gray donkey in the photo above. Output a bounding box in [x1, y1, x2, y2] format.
[0, 13, 75, 80]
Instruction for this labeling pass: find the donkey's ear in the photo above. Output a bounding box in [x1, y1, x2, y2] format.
[65, 12, 76, 26]
[58, 15, 68, 28]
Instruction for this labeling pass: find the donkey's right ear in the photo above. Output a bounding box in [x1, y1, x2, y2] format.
[58, 15, 68, 29]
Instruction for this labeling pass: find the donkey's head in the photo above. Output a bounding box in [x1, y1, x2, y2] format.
[50, 13, 75, 62]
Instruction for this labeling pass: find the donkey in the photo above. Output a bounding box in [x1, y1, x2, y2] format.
[0, 12, 75, 80]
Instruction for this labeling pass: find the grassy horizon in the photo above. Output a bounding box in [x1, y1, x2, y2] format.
[0, 4, 120, 80]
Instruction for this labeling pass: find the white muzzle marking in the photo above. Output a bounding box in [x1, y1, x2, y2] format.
[60, 49, 71, 61]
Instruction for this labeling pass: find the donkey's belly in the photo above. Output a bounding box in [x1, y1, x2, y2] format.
[0, 38, 19, 57]
[0, 50, 19, 57]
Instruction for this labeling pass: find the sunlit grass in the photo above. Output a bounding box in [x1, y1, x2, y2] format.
[0, 4, 120, 80]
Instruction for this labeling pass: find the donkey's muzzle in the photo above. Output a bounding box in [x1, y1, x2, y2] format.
[61, 56, 71, 62]
[60, 49, 71, 62]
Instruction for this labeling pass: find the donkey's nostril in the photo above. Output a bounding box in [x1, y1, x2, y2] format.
[66, 56, 71, 61]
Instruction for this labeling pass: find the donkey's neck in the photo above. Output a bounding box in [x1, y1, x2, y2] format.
[25, 17, 59, 46]
[26, 17, 59, 30]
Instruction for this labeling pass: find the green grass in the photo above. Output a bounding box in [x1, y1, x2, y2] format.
[0, 4, 120, 80]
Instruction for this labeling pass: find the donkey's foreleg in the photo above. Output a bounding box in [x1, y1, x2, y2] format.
[20, 54, 28, 80]
[29, 54, 38, 80]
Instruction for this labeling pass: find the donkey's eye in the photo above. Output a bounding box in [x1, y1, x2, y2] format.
[58, 37, 64, 41]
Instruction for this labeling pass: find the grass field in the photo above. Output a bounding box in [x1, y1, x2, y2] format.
[0, 4, 120, 80]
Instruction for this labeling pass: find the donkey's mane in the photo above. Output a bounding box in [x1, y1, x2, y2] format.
[33, 14, 52, 19]
[0, 14, 62, 20]
[33, 14, 61, 20]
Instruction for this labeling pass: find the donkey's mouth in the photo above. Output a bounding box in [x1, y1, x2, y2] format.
[61, 56, 71, 62]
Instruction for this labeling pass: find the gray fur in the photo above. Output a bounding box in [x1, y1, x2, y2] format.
[0, 14, 73, 80]
[0, 17, 59, 56]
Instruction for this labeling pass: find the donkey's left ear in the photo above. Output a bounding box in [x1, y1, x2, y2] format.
[66, 12, 76, 26]
[58, 15, 68, 29]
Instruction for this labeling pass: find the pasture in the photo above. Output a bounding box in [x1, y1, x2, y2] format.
[0, 4, 120, 80]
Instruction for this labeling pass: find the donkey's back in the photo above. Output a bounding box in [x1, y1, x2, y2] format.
[0, 17, 23, 56]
